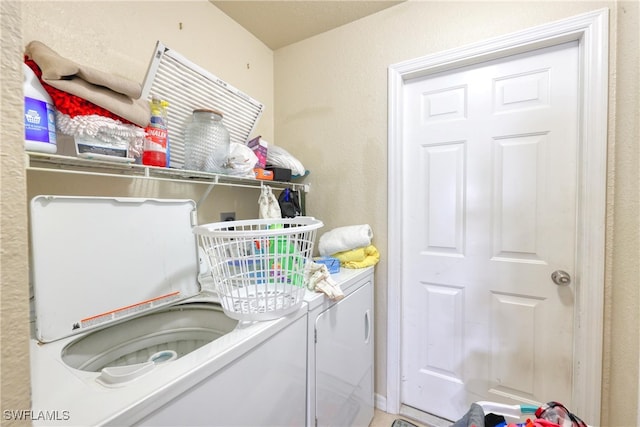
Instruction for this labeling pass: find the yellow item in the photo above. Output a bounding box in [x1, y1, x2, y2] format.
[333, 245, 380, 268]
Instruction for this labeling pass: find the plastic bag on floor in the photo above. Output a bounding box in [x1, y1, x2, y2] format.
[535, 402, 588, 427]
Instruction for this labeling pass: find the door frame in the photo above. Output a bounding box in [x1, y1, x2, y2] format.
[386, 9, 609, 424]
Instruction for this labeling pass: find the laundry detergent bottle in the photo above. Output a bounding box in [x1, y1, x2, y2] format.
[142, 97, 169, 167]
[23, 63, 57, 153]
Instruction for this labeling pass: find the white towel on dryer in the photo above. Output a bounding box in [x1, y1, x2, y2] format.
[318, 224, 373, 257]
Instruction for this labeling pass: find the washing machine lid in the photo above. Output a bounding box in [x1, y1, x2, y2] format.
[30, 196, 201, 343]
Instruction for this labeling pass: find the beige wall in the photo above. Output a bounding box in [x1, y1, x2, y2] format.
[274, 1, 639, 426]
[1, 1, 638, 426]
[608, 1, 640, 426]
[1, 1, 31, 425]
[21, 0, 275, 142]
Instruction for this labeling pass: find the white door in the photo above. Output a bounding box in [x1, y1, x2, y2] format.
[401, 41, 579, 421]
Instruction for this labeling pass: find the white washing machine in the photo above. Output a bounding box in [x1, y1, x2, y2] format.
[29, 196, 308, 426]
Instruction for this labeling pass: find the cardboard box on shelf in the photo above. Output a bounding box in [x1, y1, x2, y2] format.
[247, 136, 268, 169]
[254, 168, 273, 181]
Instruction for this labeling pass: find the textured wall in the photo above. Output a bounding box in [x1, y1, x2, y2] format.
[22, 0, 275, 143]
[606, 1, 640, 426]
[1, 1, 32, 425]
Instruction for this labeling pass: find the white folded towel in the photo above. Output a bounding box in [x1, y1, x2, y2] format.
[318, 224, 373, 257]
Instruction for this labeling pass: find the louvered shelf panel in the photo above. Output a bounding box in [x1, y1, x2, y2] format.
[141, 42, 264, 169]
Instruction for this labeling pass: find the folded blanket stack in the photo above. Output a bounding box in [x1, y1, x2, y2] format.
[24, 41, 150, 158]
[318, 224, 380, 269]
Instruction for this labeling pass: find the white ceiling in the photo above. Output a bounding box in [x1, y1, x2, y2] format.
[210, 1, 405, 50]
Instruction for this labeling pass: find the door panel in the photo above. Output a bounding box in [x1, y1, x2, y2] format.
[401, 42, 578, 421]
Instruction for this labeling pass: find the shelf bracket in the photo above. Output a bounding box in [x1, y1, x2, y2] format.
[196, 176, 219, 209]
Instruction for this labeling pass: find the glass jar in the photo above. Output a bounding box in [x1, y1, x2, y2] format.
[183, 109, 230, 173]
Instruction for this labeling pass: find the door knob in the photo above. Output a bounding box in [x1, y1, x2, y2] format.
[551, 270, 571, 286]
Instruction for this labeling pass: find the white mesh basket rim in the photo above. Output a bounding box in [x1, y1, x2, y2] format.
[193, 216, 323, 239]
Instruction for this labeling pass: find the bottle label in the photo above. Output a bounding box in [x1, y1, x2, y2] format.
[25, 96, 56, 144]
[144, 126, 167, 153]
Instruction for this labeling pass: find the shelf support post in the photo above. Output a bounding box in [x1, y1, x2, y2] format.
[196, 176, 219, 209]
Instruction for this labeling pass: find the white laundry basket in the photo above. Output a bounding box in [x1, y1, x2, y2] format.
[193, 217, 323, 321]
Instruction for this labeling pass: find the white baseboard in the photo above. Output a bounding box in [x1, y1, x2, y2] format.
[375, 393, 388, 413]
